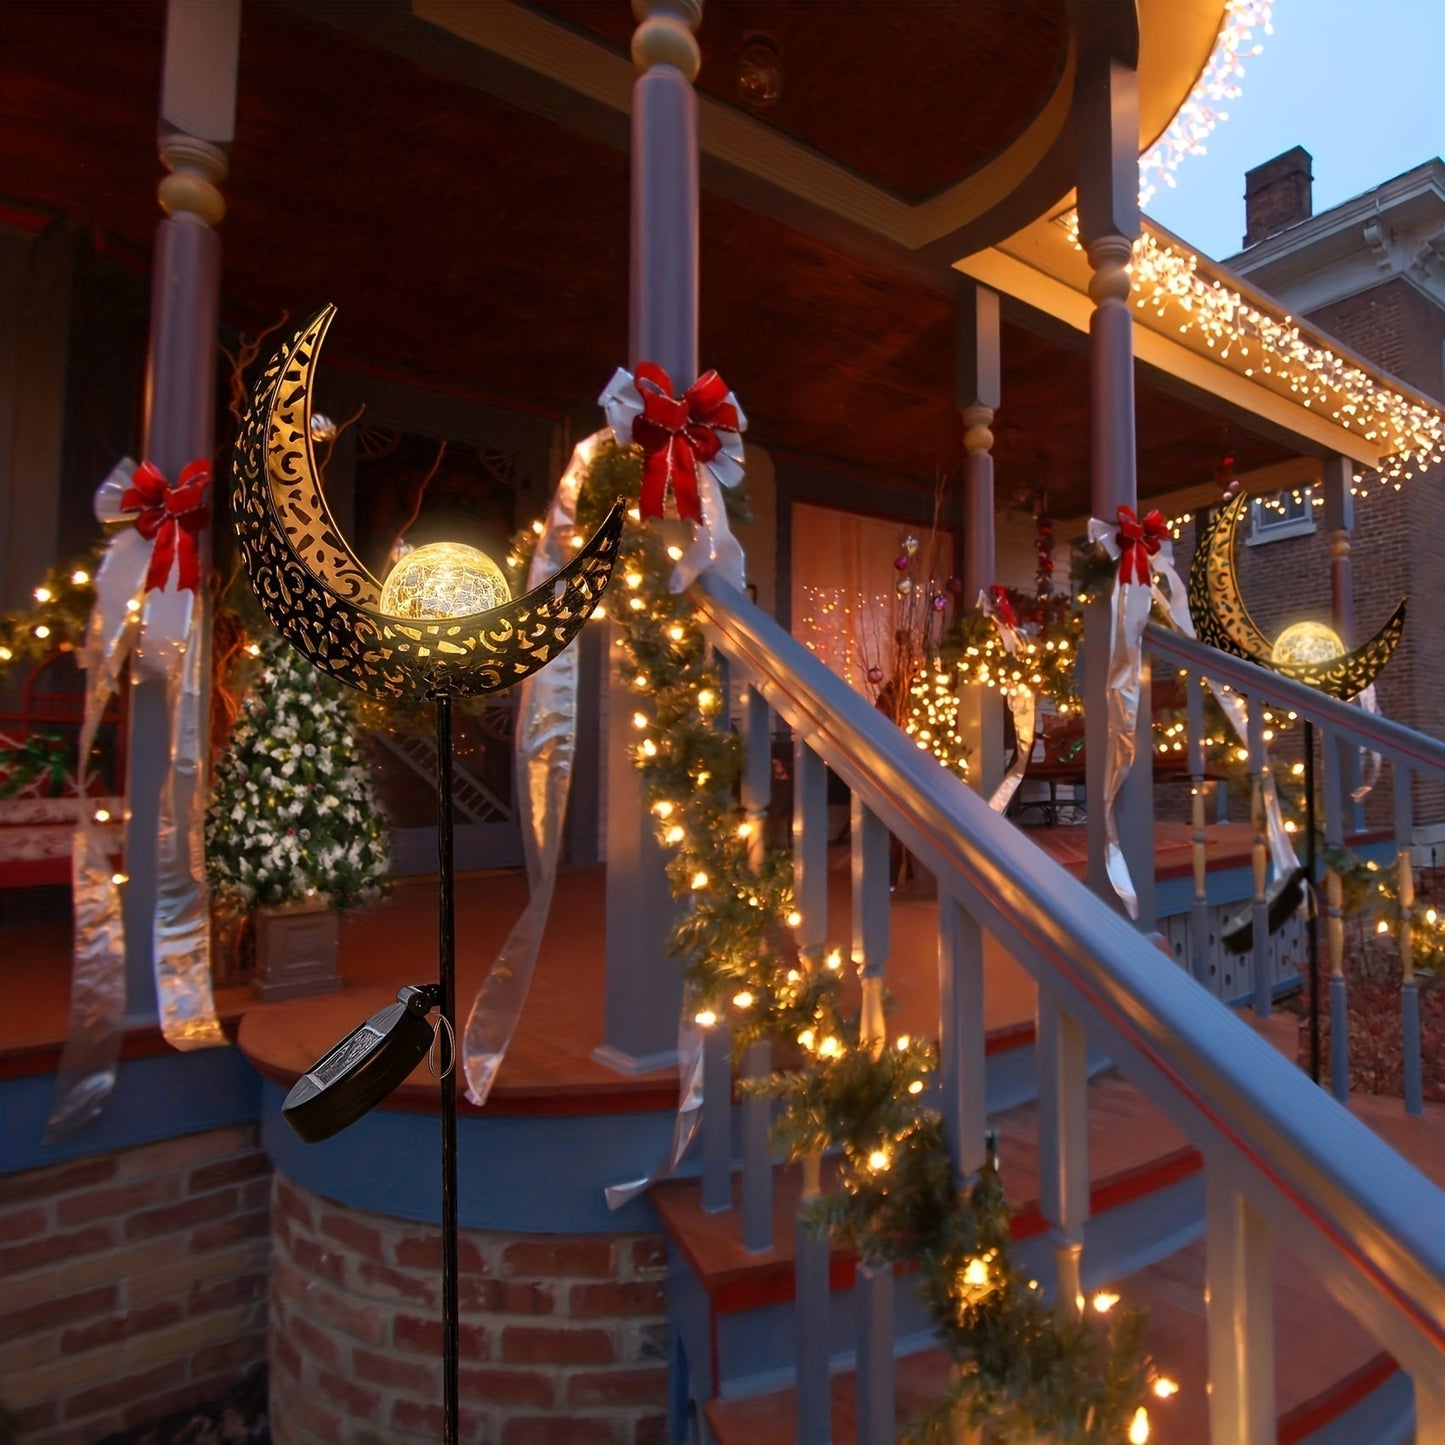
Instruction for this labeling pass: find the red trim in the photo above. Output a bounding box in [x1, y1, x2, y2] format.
[1277, 1352, 1399, 1443]
[0, 200, 54, 234]
[240, 1051, 680, 1119]
[87, 227, 150, 276]
[692, 1146, 1203, 1317]
[0, 1017, 242, 1082]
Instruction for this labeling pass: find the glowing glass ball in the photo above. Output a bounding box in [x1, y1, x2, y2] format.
[378, 542, 511, 620]
[1271, 620, 1344, 668]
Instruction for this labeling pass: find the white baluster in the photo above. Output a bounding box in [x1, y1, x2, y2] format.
[740, 685, 772, 1250]
[1247, 698, 1271, 1016]
[1037, 995, 1089, 1310]
[1394, 763, 1422, 1116]
[939, 894, 987, 1184]
[1205, 1167, 1275, 1444]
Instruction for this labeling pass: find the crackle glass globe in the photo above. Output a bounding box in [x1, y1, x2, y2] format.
[1271, 620, 1344, 668]
[378, 541, 511, 620]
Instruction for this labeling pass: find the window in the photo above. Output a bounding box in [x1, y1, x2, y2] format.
[1247, 487, 1315, 544]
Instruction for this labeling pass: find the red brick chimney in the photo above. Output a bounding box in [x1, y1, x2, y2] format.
[1243, 146, 1313, 246]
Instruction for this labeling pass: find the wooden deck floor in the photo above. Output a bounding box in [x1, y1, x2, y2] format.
[0, 823, 1260, 1099]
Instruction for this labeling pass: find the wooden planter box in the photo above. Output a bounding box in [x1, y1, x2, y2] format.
[252, 900, 341, 1001]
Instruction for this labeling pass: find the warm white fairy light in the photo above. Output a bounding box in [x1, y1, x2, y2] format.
[1058, 206, 1445, 492]
[1138, 0, 1273, 207]
[903, 659, 970, 779]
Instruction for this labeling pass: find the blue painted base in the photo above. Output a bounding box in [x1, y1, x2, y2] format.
[259, 1078, 678, 1233]
[1, 1045, 261, 1175]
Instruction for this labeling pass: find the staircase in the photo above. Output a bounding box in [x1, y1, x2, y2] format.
[652, 573, 1445, 1445]
[373, 728, 511, 824]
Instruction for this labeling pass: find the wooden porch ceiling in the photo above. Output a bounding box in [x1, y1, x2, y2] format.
[525, 0, 1071, 202]
[0, 0, 1295, 518]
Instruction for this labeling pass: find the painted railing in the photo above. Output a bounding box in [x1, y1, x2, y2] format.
[1143, 622, 1445, 1117]
[686, 572, 1444, 1445]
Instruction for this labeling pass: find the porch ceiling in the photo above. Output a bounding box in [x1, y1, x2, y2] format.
[0, 0, 1295, 517]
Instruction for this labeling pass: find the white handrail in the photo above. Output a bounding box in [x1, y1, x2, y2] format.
[1146, 621, 1445, 778]
[693, 571, 1445, 1381]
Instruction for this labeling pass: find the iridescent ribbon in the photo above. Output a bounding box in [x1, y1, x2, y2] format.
[1089, 507, 1299, 916]
[460, 433, 600, 1106]
[601, 365, 746, 1208]
[977, 588, 1036, 815]
[49, 460, 223, 1138]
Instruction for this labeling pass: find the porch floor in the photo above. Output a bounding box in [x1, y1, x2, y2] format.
[1, 822, 1258, 1102]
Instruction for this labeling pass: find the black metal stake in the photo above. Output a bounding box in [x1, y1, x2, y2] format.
[435, 692, 460, 1445]
[1304, 719, 1321, 1085]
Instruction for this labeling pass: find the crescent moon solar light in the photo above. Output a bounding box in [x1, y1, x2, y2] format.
[1187, 493, 1405, 700]
[230, 305, 623, 1445]
[231, 306, 623, 703]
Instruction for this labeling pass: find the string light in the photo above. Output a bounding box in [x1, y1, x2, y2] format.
[1064, 214, 1445, 489]
[1128, 1407, 1151, 1444]
[1139, 1, 1272, 206]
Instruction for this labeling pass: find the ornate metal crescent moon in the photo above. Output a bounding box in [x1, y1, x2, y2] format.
[1187, 493, 1405, 700]
[230, 307, 623, 702]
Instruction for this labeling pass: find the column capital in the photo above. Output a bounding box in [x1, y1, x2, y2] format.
[631, 1, 702, 80]
[158, 132, 227, 227]
[1085, 235, 1133, 304]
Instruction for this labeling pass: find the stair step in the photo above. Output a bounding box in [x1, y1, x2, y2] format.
[656, 1074, 1193, 1312]
[704, 1254, 1408, 1445]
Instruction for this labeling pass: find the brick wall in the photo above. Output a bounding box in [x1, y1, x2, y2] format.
[0, 1126, 271, 1443]
[1308, 277, 1445, 403]
[269, 1175, 668, 1444]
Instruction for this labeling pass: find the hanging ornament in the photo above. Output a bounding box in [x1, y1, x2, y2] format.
[867, 665, 885, 684]
[1216, 451, 1240, 498]
[932, 593, 947, 612]
[902, 535, 920, 556]
[894, 554, 910, 571]
[1034, 494, 1056, 600]
[946, 575, 963, 596]
[897, 577, 913, 595]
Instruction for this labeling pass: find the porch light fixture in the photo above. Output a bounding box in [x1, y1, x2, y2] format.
[231, 306, 623, 1445]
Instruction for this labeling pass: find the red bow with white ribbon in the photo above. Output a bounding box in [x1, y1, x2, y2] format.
[120, 459, 211, 594]
[1114, 505, 1167, 587]
[630, 364, 740, 524]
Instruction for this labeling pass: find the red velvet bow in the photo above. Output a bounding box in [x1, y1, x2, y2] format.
[631, 363, 739, 524]
[988, 585, 1018, 632]
[120, 459, 211, 594]
[1114, 505, 1166, 586]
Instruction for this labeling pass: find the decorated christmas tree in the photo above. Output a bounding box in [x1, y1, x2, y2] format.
[206, 635, 389, 910]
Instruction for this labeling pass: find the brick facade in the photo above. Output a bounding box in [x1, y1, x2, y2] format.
[0, 1126, 271, 1443]
[269, 1175, 669, 1444]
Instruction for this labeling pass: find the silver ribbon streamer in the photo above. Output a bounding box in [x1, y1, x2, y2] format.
[1088, 516, 1300, 917]
[48, 461, 223, 1138]
[597, 371, 747, 1208]
[976, 591, 1037, 815]
[460, 434, 600, 1106]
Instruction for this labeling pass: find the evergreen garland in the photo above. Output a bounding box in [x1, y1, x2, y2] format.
[513, 440, 1166, 1442]
[206, 636, 389, 910]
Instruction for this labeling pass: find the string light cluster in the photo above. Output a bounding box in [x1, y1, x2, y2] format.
[903, 664, 970, 779]
[1138, 0, 1273, 207]
[1108, 223, 1445, 492]
[509, 440, 1169, 1442]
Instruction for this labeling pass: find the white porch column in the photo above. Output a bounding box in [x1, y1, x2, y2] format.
[1075, 57, 1147, 914]
[955, 284, 1004, 799]
[125, 0, 240, 1019]
[598, 0, 703, 1070]
[1320, 455, 1355, 647]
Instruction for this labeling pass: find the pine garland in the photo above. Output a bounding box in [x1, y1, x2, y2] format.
[206, 636, 389, 911]
[513, 441, 1166, 1442]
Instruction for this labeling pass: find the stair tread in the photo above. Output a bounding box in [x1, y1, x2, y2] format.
[656, 1074, 1194, 1305]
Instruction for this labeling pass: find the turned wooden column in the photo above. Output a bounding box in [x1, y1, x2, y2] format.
[1076, 56, 1151, 920]
[955, 284, 1004, 799]
[599, 0, 703, 1071]
[126, 0, 239, 1018]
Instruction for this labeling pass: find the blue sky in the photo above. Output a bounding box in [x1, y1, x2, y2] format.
[1143, 0, 1445, 260]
